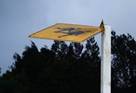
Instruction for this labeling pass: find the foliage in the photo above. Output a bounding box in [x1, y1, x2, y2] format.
[111, 31, 136, 93]
[0, 31, 136, 93]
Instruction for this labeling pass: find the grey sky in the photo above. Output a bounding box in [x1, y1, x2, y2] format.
[0, 0, 136, 73]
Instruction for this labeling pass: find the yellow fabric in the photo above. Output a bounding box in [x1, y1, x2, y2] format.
[29, 23, 102, 43]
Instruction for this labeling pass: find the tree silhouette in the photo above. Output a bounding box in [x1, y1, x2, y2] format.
[0, 31, 136, 93]
[111, 31, 136, 93]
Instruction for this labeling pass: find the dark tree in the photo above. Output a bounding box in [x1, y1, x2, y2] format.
[0, 31, 136, 93]
[111, 31, 136, 93]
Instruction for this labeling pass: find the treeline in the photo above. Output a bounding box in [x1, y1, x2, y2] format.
[0, 31, 136, 93]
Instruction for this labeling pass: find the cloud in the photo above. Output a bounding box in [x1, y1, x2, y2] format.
[0, 0, 136, 73]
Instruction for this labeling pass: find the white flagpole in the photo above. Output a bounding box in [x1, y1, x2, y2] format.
[101, 25, 111, 93]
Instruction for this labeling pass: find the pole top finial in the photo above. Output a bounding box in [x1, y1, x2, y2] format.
[99, 20, 105, 32]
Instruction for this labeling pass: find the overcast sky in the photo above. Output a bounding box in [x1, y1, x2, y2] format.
[0, 0, 136, 73]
